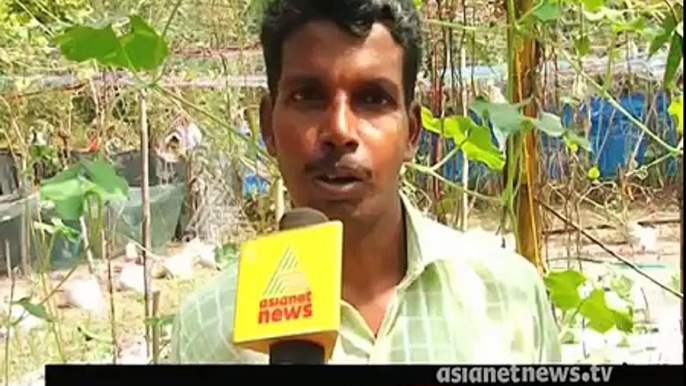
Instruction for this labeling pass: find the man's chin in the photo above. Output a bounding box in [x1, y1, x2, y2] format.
[294, 197, 366, 222]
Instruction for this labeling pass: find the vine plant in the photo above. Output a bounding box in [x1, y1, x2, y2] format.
[413, 0, 684, 347]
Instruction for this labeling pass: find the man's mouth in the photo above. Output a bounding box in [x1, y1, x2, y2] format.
[315, 174, 362, 185]
[310, 167, 368, 197]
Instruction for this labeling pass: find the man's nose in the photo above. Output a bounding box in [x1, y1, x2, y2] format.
[319, 95, 358, 150]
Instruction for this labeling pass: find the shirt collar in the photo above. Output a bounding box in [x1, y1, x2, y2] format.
[398, 192, 444, 290]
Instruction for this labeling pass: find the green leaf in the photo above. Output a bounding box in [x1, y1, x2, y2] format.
[40, 170, 89, 220]
[53, 15, 168, 73]
[53, 24, 121, 64]
[579, 289, 615, 334]
[469, 100, 529, 136]
[563, 130, 592, 153]
[611, 309, 634, 333]
[118, 15, 169, 72]
[40, 160, 129, 221]
[574, 35, 591, 57]
[414, 0, 422, 7]
[432, 115, 463, 138]
[421, 106, 442, 134]
[12, 297, 54, 323]
[81, 160, 129, 203]
[668, 95, 683, 135]
[582, 0, 605, 12]
[533, 112, 566, 137]
[544, 270, 587, 311]
[532, 0, 561, 22]
[587, 166, 600, 180]
[650, 13, 678, 57]
[664, 34, 683, 89]
[448, 116, 505, 171]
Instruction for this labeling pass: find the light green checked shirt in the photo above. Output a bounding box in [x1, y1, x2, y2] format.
[169, 195, 562, 364]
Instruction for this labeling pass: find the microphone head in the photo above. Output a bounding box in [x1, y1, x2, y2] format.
[278, 207, 329, 231]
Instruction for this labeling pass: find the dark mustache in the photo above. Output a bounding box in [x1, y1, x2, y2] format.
[303, 152, 372, 180]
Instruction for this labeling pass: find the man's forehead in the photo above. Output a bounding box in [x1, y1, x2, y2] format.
[280, 20, 403, 82]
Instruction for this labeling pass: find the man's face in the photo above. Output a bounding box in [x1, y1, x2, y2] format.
[260, 21, 421, 221]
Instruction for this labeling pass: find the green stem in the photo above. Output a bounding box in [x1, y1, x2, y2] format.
[405, 163, 502, 203]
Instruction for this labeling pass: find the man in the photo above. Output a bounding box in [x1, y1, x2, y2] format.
[169, 0, 561, 364]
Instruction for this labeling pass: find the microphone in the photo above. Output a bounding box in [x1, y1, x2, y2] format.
[232, 207, 343, 364]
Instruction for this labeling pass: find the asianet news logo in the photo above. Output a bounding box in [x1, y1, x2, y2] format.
[258, 246, 313, 324]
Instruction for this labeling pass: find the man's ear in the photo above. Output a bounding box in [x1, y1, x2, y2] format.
[403, 101, 422, 162]
[259, 93, 277, 157]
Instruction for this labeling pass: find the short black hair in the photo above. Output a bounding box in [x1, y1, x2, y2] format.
[259, 0, 423, 106]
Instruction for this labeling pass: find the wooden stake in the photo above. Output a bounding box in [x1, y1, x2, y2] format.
[506, 0, 544, 274]
[139, 89, 153, 358]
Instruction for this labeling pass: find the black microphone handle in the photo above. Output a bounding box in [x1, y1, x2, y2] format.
[269, 339, 326, 364]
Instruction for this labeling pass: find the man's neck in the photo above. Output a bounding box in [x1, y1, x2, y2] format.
[341, 195, 407, 298]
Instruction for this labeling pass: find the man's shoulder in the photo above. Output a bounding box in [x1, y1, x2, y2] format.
[416, 214, 561, 363]
[415, 212, 543, 291]
[176, 264, 238, 322]
[171, 263, 262, 362]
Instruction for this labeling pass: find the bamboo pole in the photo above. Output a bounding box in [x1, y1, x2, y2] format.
[506, 0, 544, 274]
[139, 89, 153, 357]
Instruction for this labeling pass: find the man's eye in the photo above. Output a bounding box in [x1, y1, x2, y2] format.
[357, 90, 390, 106]
[291, 87, 324, 102]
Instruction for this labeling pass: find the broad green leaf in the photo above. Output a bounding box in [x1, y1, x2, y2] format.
[669, 95, 683, 135]
[563, 130, 592, 152]
[469, 100, 528, 136]
[449, 116, 505, 171]
[582, 0, 605, 13]
[50, 196, 85, 221]
[650, 13, 679, 57]
[53, 24, 121, 63]
[81, 160, 129, 203]
[611, 309, 634, 333]
[587, 166, 600, 180]
[533, 112, 566, 137]
[53, 15, 168, 73]
[544, 270, 587, 311]
[532, 0, 561, 22]
[40, 161, 129, 221]
[575, 35, 591, 57]
[579, 289, 615, 334]
[433, 116, 462, 139]
[12, 297, 54, 323]
[40, 172, 84, 202]
[421, 107, 441, 134]
[414, 0, 422, 7]
[664, 34, 683, 89]
[118, 14, 169, 72]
